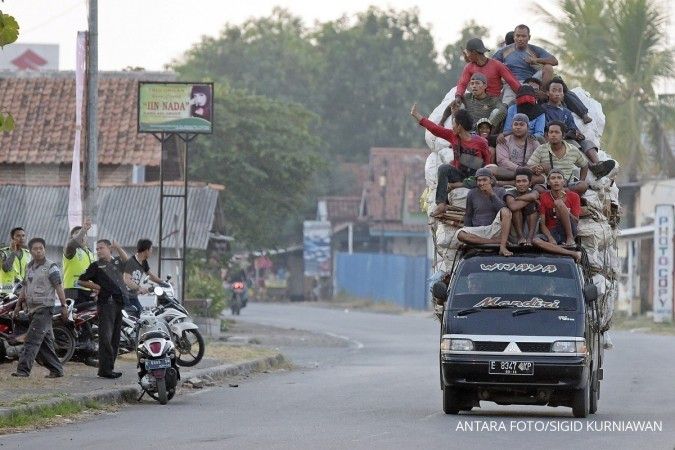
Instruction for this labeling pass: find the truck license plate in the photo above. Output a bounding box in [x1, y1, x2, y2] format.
[489, 360, 534, 375]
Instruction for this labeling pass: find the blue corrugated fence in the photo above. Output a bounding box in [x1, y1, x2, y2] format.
[334, 252, 429, 310]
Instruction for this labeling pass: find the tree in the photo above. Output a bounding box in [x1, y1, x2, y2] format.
[314, 7, 446, 160]
[0, 8, 18, 131]
[174, 7, 445, 162]
[536, 0, 675, 180]
[173, 8, 323, 112]
[189, 84, 323, 248]
[441, 21, 490, 87]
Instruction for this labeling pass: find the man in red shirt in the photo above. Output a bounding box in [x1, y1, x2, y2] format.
[455, 38, 521, 104]
[532, 169, 582, 261]
[410, 103, 491, 217]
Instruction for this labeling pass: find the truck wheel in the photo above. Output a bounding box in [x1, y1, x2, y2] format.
[442, 386, 460, 415]
[572, 375, 590, 418]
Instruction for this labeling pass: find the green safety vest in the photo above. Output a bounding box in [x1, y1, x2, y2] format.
[62, 246, 95, 290]
[0, 247, 30, 292]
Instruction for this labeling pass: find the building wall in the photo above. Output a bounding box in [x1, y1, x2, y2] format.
[391, 236, 427, 257]
[635, 179, 675, 226]
[0, 163, 136, 185]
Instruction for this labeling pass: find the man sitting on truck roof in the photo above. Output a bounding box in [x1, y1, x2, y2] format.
[504, 167, 539, 247]
[487, 113, 544, 185]
[543, 78, 616, 179]
[451, 73, 506, 130]
[527, 121, 589, 195]
[454, 168, 514, 257]
[410, 104, 491, 218]
[454, 38, 521, 105]
[492, 24, 592, 126]
[532, 168, 582, 262]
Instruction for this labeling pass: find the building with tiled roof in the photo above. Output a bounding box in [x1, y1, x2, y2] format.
[0, 70, 179, 185]
[360, 147, 429, 255]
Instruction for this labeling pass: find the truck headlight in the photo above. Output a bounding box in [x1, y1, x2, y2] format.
[551, 340, 587, 353]
[441, 338, 474, 352]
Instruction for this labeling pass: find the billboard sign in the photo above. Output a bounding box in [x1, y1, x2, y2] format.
[138, 82, 213, 133]
[653, 204, 674, 323]
[303, 221, 331, 277]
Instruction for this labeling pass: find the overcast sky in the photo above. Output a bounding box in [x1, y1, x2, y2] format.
[4, 0, 674, 83]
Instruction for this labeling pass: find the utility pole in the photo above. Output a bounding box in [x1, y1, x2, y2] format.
[84, 0, 98, 227]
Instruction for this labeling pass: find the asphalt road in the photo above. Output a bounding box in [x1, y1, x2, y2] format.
[2, 303, 674, 450]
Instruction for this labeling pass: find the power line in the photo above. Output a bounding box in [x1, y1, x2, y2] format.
[21, 1, 85, 35]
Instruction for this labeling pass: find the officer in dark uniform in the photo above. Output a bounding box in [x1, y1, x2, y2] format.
[78, 239, 128, 379]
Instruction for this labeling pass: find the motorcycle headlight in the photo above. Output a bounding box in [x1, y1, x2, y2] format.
[153, 286, 164, 296]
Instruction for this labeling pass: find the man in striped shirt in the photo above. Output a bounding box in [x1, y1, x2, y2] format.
[527, 121, 589, 195]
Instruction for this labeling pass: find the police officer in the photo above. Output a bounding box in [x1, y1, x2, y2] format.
[78, 239, 128, 379]
[0, 227, 30, 295]
[12, 238, 68, 378]
[63, 218, 96, 306]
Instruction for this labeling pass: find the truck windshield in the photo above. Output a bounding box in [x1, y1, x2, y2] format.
[449, 257, 580, 311]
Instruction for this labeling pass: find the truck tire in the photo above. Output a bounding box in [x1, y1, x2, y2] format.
[572, 375, 590, 418]
[442, 385, 460, 415]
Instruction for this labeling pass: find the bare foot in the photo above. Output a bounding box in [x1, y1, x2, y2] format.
[563, 239, 576, 248]
[499, 245, 513, 256]
[517, 237, 527, 246]
[524, 239, 533, 247]
[582, 114, 593, 124]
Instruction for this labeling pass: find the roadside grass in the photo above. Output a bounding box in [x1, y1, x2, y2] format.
[204, 342, 277, 363]
[312, 292, 406, 314]
[0, 399, 109, 432]
[0, 393, 68, 408]
[611, 314, 675, 335]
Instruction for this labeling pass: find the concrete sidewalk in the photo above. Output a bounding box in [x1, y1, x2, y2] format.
[0, 320, 289, 420]
[0, 349, 286, 418]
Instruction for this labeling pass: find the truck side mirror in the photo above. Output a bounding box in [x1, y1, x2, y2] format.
[583, 284, 598, 304]
[432, 281, 448, 302]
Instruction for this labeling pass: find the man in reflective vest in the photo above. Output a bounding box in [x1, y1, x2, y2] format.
[0, 227, 30, 295]
[63, 218, 96, 306]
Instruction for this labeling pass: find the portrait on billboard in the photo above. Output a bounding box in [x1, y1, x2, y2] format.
[138, 82, 213, 134]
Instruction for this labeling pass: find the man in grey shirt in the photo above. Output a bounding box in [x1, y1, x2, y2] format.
[454, 168, 514, 256]
[12, 238, 68, 378]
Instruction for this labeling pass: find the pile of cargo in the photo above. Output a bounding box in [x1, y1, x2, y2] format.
[423, 86, 619, 331]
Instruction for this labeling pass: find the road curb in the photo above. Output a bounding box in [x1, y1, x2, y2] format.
[0, 352, 287, 419]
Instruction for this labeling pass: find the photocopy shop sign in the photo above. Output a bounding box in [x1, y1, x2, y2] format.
[653, 204, 674, 323]
[138, 82, 213, 133]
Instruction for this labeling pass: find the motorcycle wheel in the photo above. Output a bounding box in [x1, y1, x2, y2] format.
[53, 324, 76, 364]
[157, 378, 168, 405]
[176, 329, 205, 367]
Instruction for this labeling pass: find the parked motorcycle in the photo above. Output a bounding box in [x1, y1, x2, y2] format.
[135, 309, 180, 405]
[230, 281, 246, 316]
[119, 279, 205, 368]
[62, 300, 99, 364]
[0, 288, 75, 364]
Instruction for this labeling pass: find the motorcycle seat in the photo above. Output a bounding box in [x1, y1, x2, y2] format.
[140, 330, 170, 341]
[74, 301, 97, 312]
